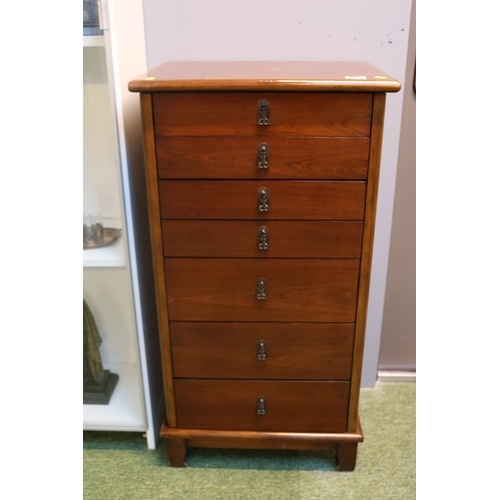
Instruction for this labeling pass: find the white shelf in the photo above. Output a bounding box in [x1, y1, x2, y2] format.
[83, 220, 126, 267]
[83, 35, 104, 47]
[83, 235, 126, 267]
[83, 363, 146, 431]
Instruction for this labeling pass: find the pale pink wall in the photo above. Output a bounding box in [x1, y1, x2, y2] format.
[379, 0, 415, 371]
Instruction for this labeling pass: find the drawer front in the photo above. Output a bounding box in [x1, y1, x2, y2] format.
[165, 258, 359, 322]
[171, 323, 354, 380]
[162, 220, 363, 258]
[156, 137, 370, 180]
[159, 180, 366, 220]
[153, 92, 372, 137]
[174, 379, 350, 432]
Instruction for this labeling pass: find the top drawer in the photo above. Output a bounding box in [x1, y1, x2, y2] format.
[152, 92, 373, 137]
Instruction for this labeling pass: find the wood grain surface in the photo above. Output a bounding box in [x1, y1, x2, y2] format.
[156, 137, 369, 180]
[348, 93, 386, 431]
[128, 61, 400, 93]
[170, 322, 354, 380]
[174, 379, 350, 433]
[152, 92, 372, 137]
[159, 180, 366, 221]
[164, 258, 359, 322]
[162, 220, 363, 258]
[139, 93, 178, 427]
[161, 417, 364, 447]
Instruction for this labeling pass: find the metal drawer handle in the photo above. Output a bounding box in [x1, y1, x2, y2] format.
[256, 278, 267, 300]
[258, 226, 269, 250]
[258, 187, 270, 212]
[257, 143, 269, 169]
[258, 99, 270, 125]
[257, 397, 267, 415]
[257, 341, 267, 361]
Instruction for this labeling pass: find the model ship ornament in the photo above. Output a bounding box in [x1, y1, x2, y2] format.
[83, 212, 122, 249]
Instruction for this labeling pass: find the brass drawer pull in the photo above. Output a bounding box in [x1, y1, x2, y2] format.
[258, 187, 270, 212]
[258, 99, 270, 125]
[257, 397, 267, 415]
[258, 226, 269, 250]
[257, 143, 269, 169]
[257, 341, 267, 361]
[256, 278, 267, 300]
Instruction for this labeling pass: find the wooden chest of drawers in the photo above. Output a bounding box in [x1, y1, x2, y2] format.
[129, 61, 400, 470]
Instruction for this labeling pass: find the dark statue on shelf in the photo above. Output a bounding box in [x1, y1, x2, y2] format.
[83, 299, 118, 404]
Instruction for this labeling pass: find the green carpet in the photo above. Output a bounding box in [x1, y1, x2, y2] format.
[84, 382, 415, 499]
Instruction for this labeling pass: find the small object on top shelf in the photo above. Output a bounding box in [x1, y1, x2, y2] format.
[83, 0, 103, 36]
[83, 212, 122, 249]
[83, 299, 119, 405]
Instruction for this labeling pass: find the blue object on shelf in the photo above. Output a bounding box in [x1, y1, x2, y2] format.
[83, 0, 103, 36]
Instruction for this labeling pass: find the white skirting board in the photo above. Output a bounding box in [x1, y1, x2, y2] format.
[377, 370, 416, 383]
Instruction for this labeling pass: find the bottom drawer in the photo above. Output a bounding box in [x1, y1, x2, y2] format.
[174, 380, 349, 433]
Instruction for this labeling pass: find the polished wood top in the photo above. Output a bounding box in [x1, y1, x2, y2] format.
[129, 61, 400, 93]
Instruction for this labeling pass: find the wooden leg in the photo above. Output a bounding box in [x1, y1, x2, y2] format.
[336, 442, 358, 471]
[167, 438, 187, 467]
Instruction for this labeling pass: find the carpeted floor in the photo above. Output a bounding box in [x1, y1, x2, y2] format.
[83, 382, 415, 499]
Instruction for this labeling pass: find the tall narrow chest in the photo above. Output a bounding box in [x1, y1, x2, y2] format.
[129, 61, 400, 470]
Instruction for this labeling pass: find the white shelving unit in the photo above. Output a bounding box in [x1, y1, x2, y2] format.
[83, 0, 164, 449]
